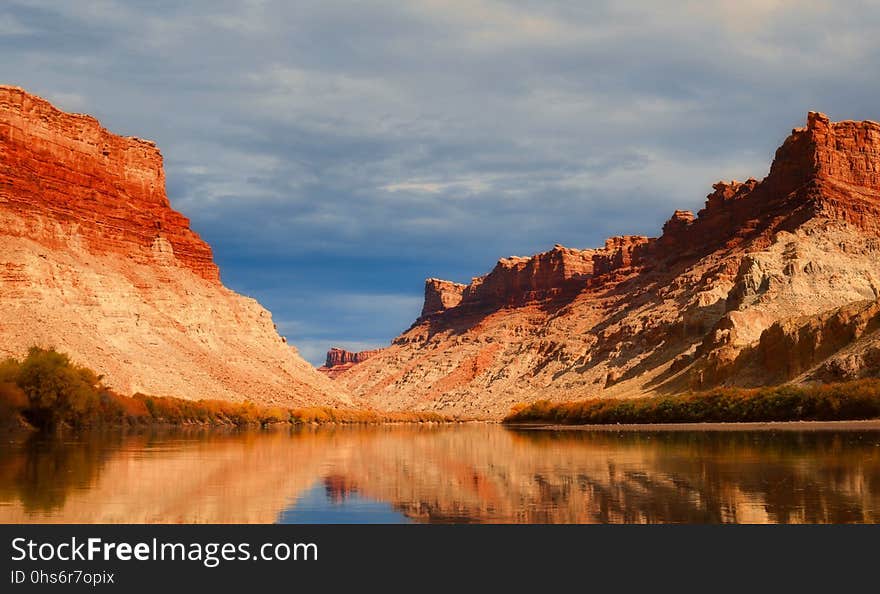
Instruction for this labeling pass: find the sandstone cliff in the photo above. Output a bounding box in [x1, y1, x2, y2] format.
[336, 112, 880, 418]
[0, 86, 348, 407]
[421, 279, 467, 317]
[317, 347, 382, 378]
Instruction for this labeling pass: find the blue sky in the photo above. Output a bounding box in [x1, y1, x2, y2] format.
[2, 1, 880, 364]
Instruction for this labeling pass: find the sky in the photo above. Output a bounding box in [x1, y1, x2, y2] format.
[2, 1, 880, 365]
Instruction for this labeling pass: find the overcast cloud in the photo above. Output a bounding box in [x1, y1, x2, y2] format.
[3, 0, 879, 364]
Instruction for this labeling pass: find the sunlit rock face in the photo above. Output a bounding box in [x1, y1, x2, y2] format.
[337, 113, 880, 418]
[0, 86, 217, 281]
[421, 279, 467, 317]
[0, 86, 348, 407]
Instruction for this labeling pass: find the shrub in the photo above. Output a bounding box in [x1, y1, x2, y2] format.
[503, 380, 880, 425]
[14, 347, 107, 429]
[0, 346, 458, 429]
[0, 381, 27, 422]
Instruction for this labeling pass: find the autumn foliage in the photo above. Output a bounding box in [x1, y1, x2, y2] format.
[0, 347, 450, 430]
[503, 380, 880, 425]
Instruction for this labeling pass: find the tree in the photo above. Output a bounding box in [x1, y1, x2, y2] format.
[16, 347, 103, 428]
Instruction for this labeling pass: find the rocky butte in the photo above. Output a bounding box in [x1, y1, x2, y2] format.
[317, 347, 382, 379]
[0, 86, 348, 407]
[334, 112, 880, 419]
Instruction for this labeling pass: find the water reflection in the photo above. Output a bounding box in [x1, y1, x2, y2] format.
[279, 481, 411, 524]
[0, 425, 878, 524]
[0, 433, 121, 514]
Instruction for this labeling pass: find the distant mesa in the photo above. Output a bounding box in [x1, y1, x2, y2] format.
[318, 347, 383, 378]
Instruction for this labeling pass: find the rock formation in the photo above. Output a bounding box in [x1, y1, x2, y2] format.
[0, 86, 349, 407]
[335, 112, 880, 418]
[458, 244, 597, 310]
[318, 347, 382, 378]
[421, 279, 466, 317]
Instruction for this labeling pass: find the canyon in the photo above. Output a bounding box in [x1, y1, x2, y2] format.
[335, 112, 880, 418]
[0, 86, 347, 407]
[4, 85, 880, 421]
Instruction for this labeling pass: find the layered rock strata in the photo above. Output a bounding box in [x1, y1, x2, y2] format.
[0, 86, 348, 407]
[335, 112, 880, 418]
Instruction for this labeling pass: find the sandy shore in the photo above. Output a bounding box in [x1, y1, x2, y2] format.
[509, 419, 880, 432]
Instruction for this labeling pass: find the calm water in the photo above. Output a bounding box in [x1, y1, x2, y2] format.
[1, 424, 879, 524]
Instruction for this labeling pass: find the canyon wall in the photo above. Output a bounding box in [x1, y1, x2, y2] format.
[421, 279, 466, 317]
[336, 112, 880, 418]
[0, 86, 348, 407]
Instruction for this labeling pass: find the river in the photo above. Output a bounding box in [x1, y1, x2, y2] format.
[1, 424, 879, 523]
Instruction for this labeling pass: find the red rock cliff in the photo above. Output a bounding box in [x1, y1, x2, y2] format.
[0, 86, 219, 281]
[341, 112, 880, 418]
[419, 245, 598, 317]
[416, 236, 659, 318]
[591, 236, 650, 277]
[0, 86, 348, 407]
[421, 279, 466, 317]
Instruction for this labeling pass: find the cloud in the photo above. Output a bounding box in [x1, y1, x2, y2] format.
[0, 13, 33, 36]
[3, 0, 880, 362]
[381, 177, 492, 195]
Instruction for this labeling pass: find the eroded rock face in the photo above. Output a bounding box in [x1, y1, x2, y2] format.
[699, 297, 880, 387]
[421, 279, 466, 317]
[592, 236, 650, 277]
[339, 112, 880, 418]
[416, 241, 654, 320]
[0, 87, 218, 281]
[457, 244, 597, 310]
[0, 86, 348, 407]
[756, 299, 880, 382]
[318, 347, 383, 378]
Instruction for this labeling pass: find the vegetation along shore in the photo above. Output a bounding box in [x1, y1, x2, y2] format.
[0, 347, 449, 431]
[5, 346, 879, 432]
[503, 381, 880, 426]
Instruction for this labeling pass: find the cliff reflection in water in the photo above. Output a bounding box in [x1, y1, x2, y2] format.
[1, 425, 879, 524]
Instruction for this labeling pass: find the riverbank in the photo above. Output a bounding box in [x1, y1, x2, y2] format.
[1, 401, 457, 432]
[1, 347, 455, 431]
[509, 419, 880, 432]
[503, 380, 880, 426]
